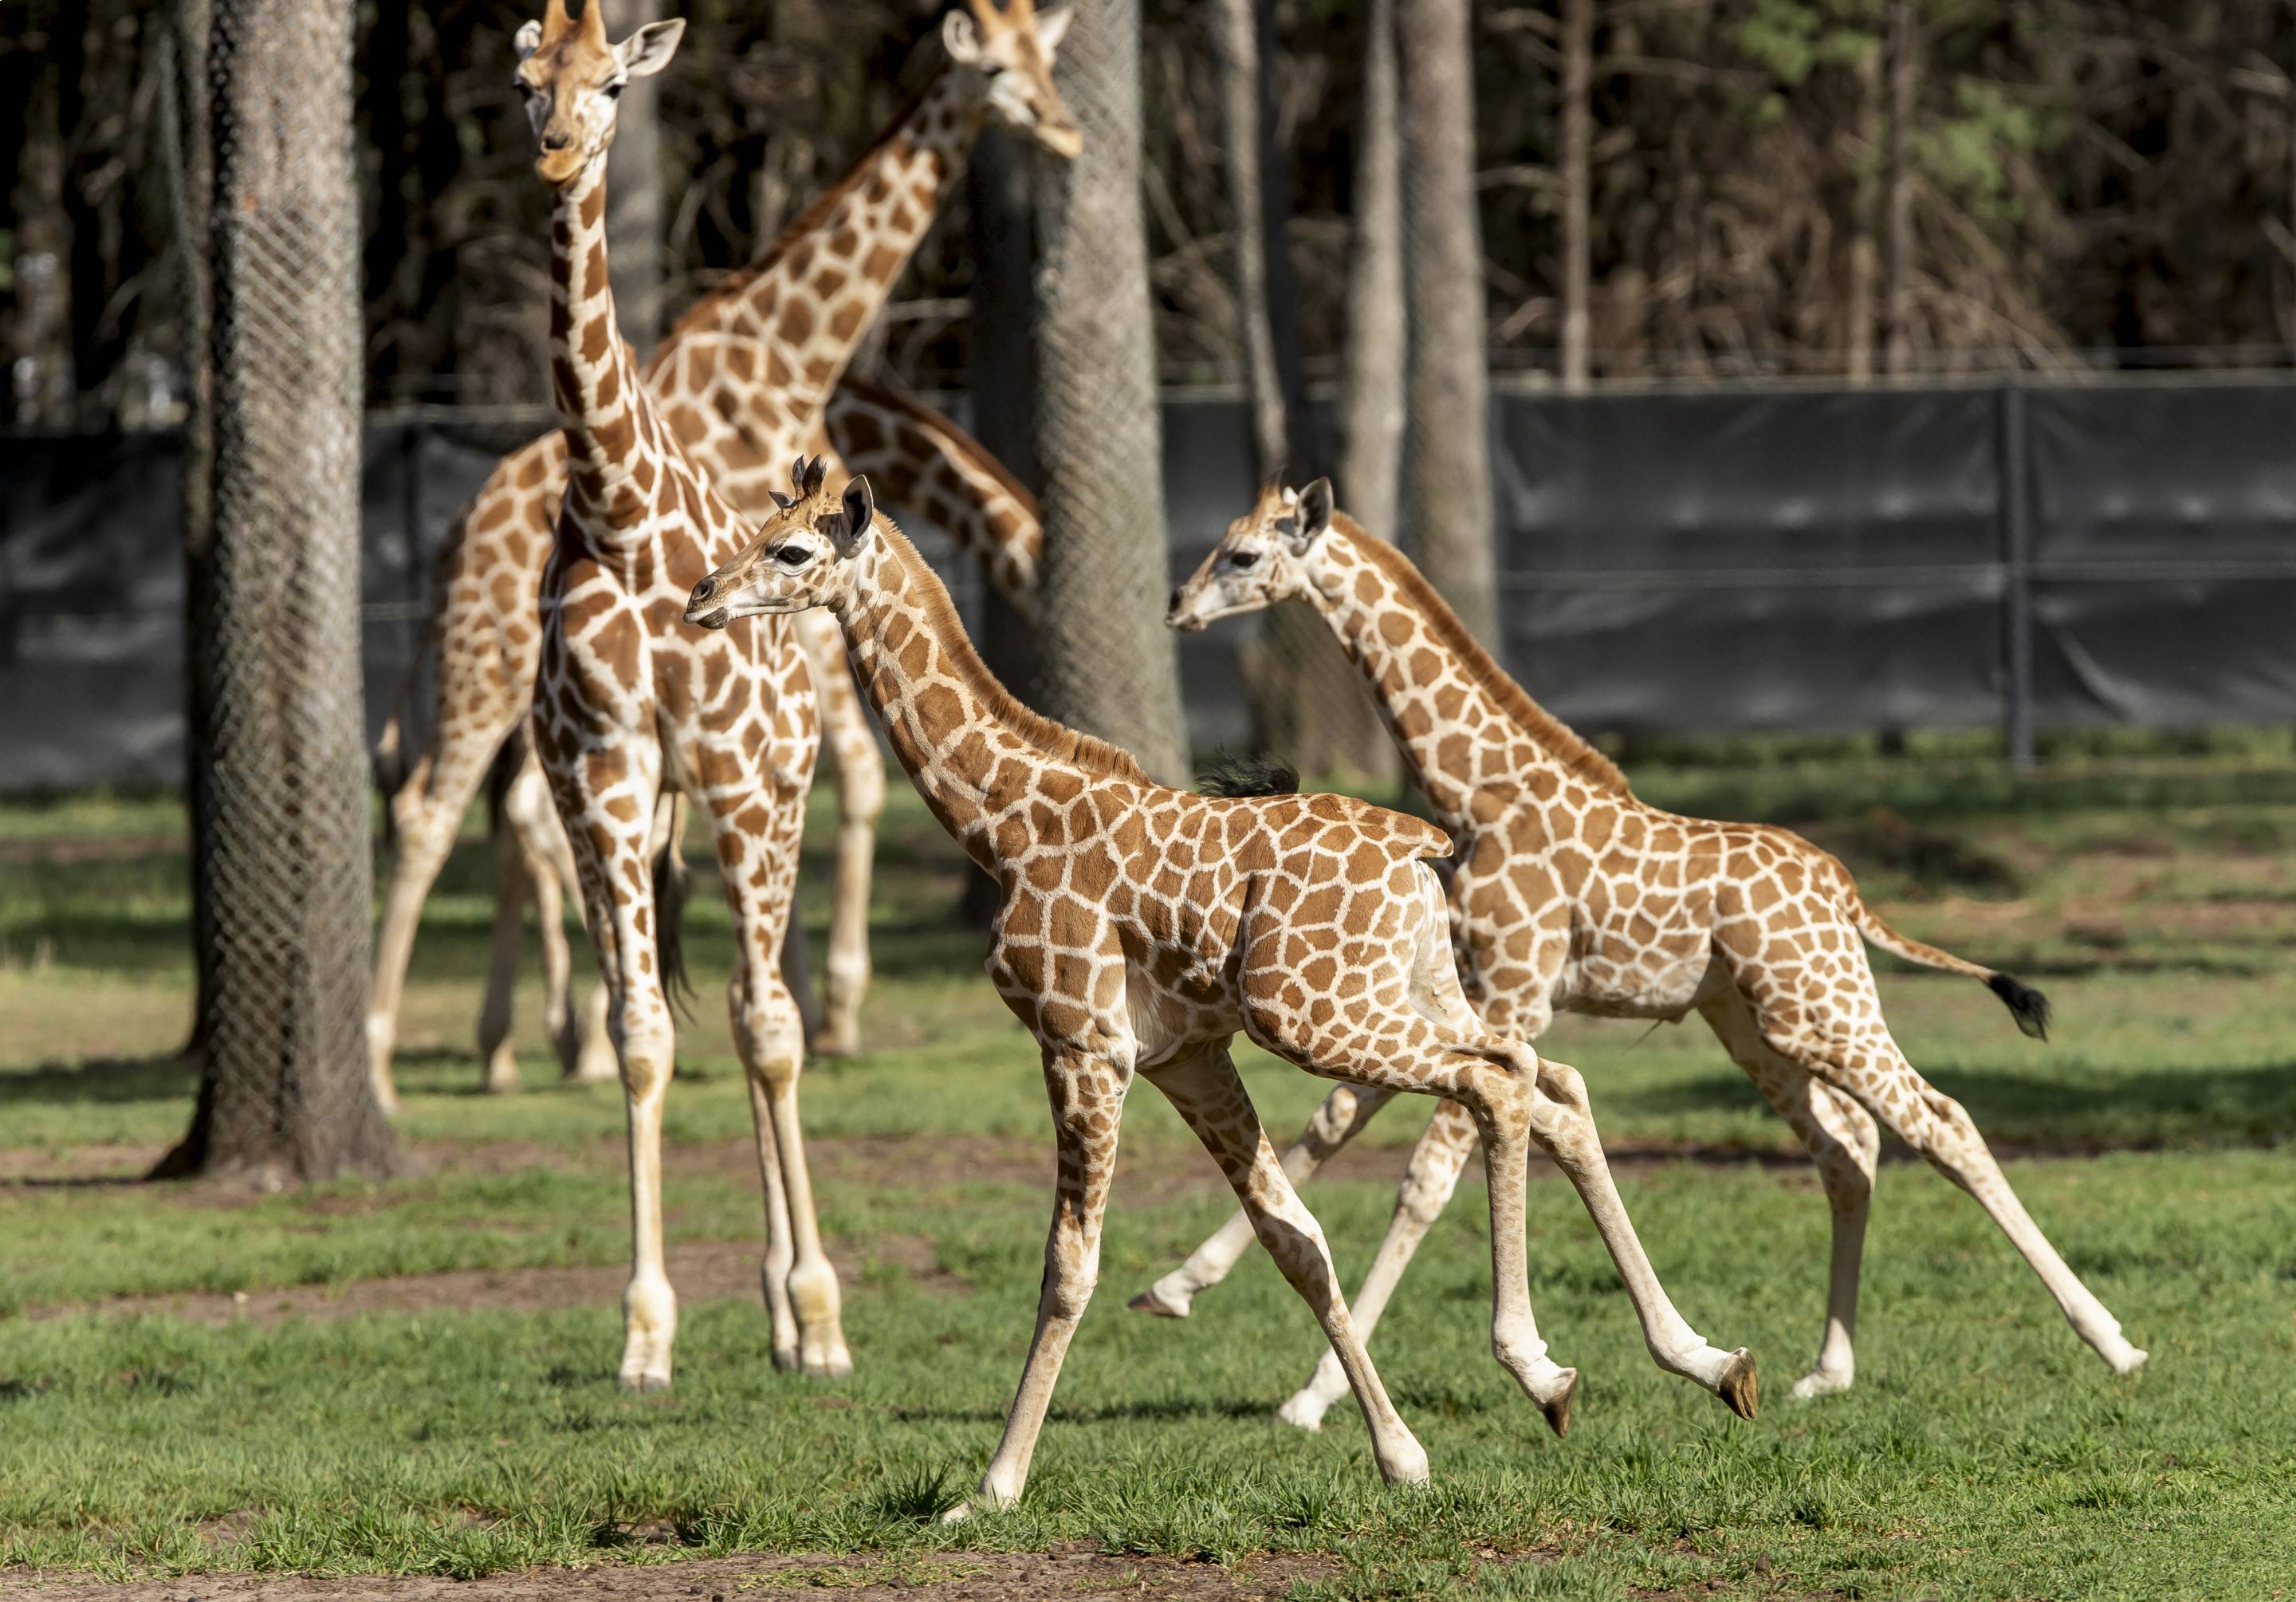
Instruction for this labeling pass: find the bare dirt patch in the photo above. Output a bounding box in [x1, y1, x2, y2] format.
[22, 1235, 965, 1328]
[0, 1545, 1335, 1600]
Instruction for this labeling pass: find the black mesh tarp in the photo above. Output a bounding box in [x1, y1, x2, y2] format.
[4, 380, 2294, 793]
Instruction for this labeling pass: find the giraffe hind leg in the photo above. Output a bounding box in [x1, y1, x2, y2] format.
[1755, 986, 2145, 1376]
[1699, 986, 1877, 1399]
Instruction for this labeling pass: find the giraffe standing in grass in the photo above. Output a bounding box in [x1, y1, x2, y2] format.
[1150, 478, 2148, 1429]
[509, 0, 875, 1387]
[368, 0, 1077, 1104]
[684, 461, 1757, 1515]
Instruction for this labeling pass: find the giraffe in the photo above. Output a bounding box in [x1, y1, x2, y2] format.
[508, 0, 854, 1388]
[684, 461, 1756, 1515]
[410, 384, 1047, 1101]
[366, 0, 1077, 1105]
[1147, 478, 2148, 1429]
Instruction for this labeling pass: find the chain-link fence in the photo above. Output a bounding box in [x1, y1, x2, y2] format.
[159, 0, 394, 1182]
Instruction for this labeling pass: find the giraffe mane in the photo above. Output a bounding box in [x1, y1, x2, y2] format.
[1337, 515, 1634, 798]
[657, 81, 939, 352]
[874, 520, 1155, 787]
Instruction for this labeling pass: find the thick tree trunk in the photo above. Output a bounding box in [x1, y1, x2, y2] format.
[607, 0, 664, 353]
[158, 0, 395, 1185]
[1882, 0, 1916, 377]
[1396, 0, 1499, 642]
[1559, 0, 1592, 393]
[960, 126, 1041, 927]
[1029, 0, 1189, 781]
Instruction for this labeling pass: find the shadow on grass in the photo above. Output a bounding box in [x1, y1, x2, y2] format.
[0, 1053, 194, 1108]
[1617, 1059, 2296, 1147]
[893, 1395, 1281, 1427]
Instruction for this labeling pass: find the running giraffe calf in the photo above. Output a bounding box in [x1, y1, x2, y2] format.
[1148, 478, 2146, 1429]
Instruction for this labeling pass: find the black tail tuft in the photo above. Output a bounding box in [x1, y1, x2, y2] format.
[1196, 752, 1299, 799]
[1987, 971, 2052, 1041]
[652, 805, 698, 1020]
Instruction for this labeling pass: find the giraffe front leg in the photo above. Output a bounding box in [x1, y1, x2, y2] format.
[948, 1045, 1136, 1521]
[1144, 1045, 1431, 1488]
[710, 777, 851, 1378]
[1129, 1081, 1400, 1321]
[1276, 1098, 1511, 1433]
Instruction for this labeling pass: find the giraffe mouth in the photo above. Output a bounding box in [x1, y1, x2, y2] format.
[686, 604, 733, 631]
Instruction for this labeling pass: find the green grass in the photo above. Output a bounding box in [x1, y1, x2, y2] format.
[2, 746, 2294, 1596]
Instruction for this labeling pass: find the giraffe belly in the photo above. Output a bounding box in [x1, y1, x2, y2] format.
[1559, 947, 1724, 1021]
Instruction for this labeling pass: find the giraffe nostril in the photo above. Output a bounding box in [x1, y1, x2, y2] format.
[690, 578, 715, 604]
[1167, 587, 1182, 615]
[542, 131, 572, 151]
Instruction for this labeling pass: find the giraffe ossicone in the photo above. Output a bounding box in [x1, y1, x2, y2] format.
[1151, 477, 2145, 1426]
[686, 462, 1755, 1517]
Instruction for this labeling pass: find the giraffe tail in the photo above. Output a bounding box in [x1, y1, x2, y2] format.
[1850, 897, 2051, 1041]
[651, 791, 698, 1018]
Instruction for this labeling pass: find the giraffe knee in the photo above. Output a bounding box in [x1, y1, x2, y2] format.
[617, 1027, 674, 1099]
[1533, 1057, 1590, 1113]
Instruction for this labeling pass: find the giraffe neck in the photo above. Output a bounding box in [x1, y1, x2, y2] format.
[832, 524, 1150, 868]
[548, 159, 664, 549]
[1309, 518, 1631, 832]
[651, 67, 986, 411]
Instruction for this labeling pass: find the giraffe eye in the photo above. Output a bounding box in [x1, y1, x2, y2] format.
[603, 81, 625, 99]
[774, 545, 809, 568]
[1231, 550, 1258, 571]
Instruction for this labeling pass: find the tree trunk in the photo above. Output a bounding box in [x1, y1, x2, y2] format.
[1881, 0, 1915, 378]
[157, 0, 395, 1186]
[1210, 0, 1378, 782]
[1396, 0, 1499, 642]
[607, 0, 664, 354]
[1844, 33, 1880, 384]
[1028, 0, 1189, 782]
[960, 125, 1042, 927]
[1559, 0, 1592, 393]
[1339, 0, 1405, 543]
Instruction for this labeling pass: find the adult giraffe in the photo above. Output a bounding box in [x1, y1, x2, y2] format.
[509, 0, 1040, 1387]
[685, 460, 1755, 1515]
[1149, 478, 2147, 1427]
[368, 0, 1075, 1105]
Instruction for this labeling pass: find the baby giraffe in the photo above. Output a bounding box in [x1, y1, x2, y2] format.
[1153, 478, 2147, 1430]
[686, 460, 1755, 1517]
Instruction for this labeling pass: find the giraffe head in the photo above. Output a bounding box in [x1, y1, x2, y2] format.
[942, 0, 1083, 159]
[513, 0, 685, 189]
[1166, 477, 1337, 632]
[686, 456, 878, 629]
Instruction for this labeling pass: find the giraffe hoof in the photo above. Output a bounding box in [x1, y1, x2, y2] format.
[2111, 1345, 2149, 1376]
[619, 1371, 672, 1394]
[1539, 1368, 1580, 1439]
[1790, 1367, 1854, 1401]
[938, 1502, 973, 1526]
[1273, 1391, 1329, 1432]
[770, 1346, 804, 1374]
[1126, 1283, 1192, 1319]
[812, 1029, 863, 1060]
[802, 1350, 856, 1379]
[1716, 1348, 1758, 1421]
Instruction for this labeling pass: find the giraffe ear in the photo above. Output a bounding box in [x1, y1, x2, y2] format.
[514, 19, 543, 59]
[1288, 478, 1335, 551]
[833, 477, 875, 557]
[1036, 6, 1075, 53]
[615, 18, 684, 79]
[942, 8, 984, 65]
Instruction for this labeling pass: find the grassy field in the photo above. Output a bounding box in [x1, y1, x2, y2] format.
[2, 738, 2293, 1598]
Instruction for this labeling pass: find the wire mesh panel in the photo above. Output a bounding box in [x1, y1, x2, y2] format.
[164, 0, 394, 1181]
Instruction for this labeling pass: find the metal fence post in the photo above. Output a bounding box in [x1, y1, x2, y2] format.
[1999, 381, 2035, 772]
